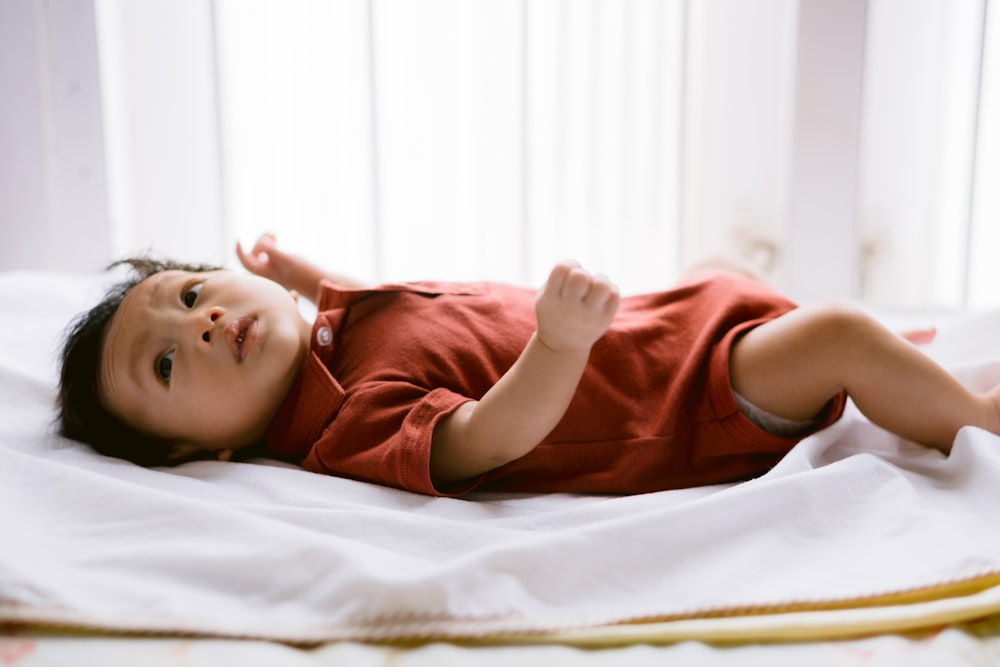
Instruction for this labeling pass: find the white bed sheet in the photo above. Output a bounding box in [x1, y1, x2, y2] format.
[4, 269, 1000, 650]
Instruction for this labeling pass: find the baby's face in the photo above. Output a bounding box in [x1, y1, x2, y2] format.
[100, 269, 312, 455]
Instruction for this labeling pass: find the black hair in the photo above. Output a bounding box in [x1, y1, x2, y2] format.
[57, 256, 222, 466]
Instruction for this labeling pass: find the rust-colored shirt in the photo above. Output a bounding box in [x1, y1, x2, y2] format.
[264, 272, 844, 496]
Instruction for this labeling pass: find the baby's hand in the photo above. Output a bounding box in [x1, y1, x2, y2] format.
[535, 261, 620, 353]
[236, 233, 284, 279]
[235, 233, 307, 292]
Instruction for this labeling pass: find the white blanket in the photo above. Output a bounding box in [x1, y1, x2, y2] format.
[3, 269, 1000, 643]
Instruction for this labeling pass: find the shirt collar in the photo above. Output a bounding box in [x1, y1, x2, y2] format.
[264, 313, 345, 459]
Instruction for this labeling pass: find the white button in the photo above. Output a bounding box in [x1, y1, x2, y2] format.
[316, 326, 333, 347]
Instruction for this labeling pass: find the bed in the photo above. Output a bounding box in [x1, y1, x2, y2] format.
[5, 267, 1000, 665]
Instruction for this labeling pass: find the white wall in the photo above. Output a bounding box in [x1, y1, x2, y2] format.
[0, 0, 110, 271]
[783, 0, 867, 303]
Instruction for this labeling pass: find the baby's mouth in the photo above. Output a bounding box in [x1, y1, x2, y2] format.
[225, 316, 259, 362]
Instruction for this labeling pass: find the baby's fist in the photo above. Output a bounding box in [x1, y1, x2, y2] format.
[535, 261, 620, 352]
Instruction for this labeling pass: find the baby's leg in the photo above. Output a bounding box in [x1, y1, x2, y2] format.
[730, 302, 1000, 453]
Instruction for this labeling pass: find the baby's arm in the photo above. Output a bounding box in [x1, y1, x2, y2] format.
[430, 261, 620, 487]
[236, 233, 366, 299]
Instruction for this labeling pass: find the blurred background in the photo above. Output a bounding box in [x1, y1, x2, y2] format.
[1, 0, 997, 308]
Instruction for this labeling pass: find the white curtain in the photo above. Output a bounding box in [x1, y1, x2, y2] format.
[4, 0, 997, 308]
[209, 0, 686, 292]
[967, 0, 1000, 310]
[857, 0, 990, 308]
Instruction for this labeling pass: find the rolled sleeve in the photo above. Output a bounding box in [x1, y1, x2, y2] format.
[304, 383, 480, 496]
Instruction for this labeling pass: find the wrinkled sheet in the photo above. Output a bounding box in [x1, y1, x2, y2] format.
[3, 269, 1000, 643]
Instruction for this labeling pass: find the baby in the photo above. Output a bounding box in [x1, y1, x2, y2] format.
[58, 234, 1000, 496]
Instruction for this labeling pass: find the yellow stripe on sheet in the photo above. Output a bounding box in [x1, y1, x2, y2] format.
[7, 573, 1000, 647]
[493, 573, 1000, 647]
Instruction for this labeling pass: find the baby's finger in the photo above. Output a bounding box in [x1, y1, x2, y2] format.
[602, 284, 621, 318]
[236, 240, 270, 273]
[252, 232, 279, 256]
[562, 267, 593, 301]
[582, 272, 612, 297]
[582, 273, 618, 307]
[543, 260, 580, 296]
[235, 241, 256, 268]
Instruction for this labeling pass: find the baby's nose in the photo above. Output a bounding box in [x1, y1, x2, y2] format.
[199, 308, 225, 343]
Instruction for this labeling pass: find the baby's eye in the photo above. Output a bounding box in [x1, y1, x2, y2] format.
[183, 283, 203, 308]
[156, 350, 174, 383]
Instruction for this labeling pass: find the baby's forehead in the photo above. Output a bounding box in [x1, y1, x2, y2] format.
[125, 268, 210, 300]
[107, 271, 178, 334]
[122, 271, 172, 310]
[142, 268, 204, 284]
